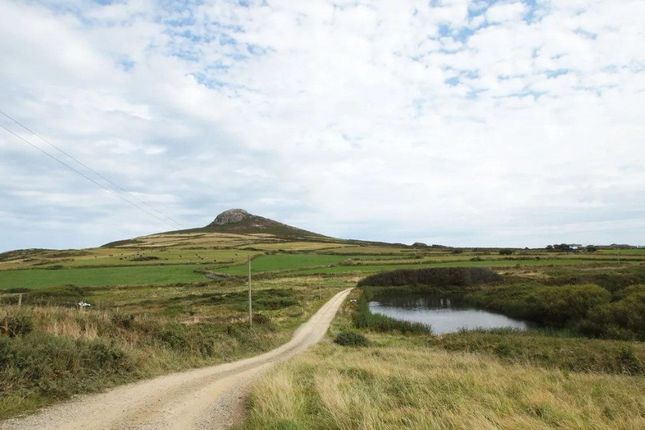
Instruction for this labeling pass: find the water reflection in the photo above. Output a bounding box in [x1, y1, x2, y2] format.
[369, 295, 530, 335]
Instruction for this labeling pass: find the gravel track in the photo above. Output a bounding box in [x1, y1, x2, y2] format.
[1, 288, 352, 430]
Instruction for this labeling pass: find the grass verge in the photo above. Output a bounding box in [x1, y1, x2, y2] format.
[237, 343, 645, 430]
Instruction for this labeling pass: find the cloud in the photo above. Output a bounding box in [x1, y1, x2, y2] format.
[485, 2, 527, 23]
[0, 0, 644, 251]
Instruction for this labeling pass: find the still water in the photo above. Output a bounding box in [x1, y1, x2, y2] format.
[369, 295, 530, 335]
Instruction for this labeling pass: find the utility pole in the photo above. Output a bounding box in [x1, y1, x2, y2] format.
[248, 256, 253, 329]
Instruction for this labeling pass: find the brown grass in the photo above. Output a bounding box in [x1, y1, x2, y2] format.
[239, 343, 645, 430]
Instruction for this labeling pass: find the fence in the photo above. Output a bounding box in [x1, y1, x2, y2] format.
[0, 292, 23, 306]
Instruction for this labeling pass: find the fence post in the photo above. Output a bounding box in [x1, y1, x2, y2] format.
[18, 293, 22, 307]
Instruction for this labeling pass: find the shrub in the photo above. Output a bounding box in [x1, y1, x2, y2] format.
[499, 249, 514, 255]
[159, 325, 189, 350]
[358, 267, 501, 288]
[334, 331, 368, 347]
[580, 285, 645, 340]
[0, 332, 134, 399]
[111, 312, 136, 329]
[466, 283, 611, 327]
[616, 346, 643, 374]
[0, 315, 33, 338]
[433, 330, 645, 375]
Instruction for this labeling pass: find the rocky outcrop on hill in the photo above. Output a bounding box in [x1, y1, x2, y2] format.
[212, 209, 250, 225]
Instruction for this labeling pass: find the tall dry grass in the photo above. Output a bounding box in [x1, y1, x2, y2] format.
[239, 343, 645, 430]
[0, 304, 290, 419]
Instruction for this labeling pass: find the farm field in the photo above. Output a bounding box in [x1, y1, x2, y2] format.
[1, 215, 644, 426]
[2, 237, 641, 290]
[0, 264, 206, 290]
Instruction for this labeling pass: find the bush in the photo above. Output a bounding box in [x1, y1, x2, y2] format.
[499, 249, 514, 255]
[334, 331, 368, 347]
[579, 285, 645, 340]
[358, 267, 501, 288]
[545, 269, 645, 293]
[433, 330, 645, 375]
[0, 332, 134, 399]
[111, 312, 136, 329]
[159, 325, 189, 350]
[0, 315, 33, 337]
[466, 283, 610, 327]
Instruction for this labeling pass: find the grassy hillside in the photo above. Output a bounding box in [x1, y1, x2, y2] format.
[1, 215, 644, 424]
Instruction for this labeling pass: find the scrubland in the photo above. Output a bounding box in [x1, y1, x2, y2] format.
[1, 231, 644, 426]
[239, 266, 645, 430]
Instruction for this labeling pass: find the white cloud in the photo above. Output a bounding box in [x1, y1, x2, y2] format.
[0, 0, 644, 250]
[486, 2, 526, 24]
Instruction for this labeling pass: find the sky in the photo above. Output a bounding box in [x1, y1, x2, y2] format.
[1, 0, 644, 251]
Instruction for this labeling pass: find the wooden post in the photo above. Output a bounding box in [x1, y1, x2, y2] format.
[248, 256, 252, 329]
[18, 293, 22, 307]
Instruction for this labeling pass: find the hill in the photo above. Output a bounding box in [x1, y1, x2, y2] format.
[1, 210, 645, 425]
[100, 209, 332, 248]
[196, 208, 329, 239]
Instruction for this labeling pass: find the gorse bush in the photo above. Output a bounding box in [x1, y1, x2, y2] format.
[432, 329, 645, 375]
[578, 284, 645, 340]
[0, 314, 33, 337]
[466, 283, 611, 326]
[545, 267, 645, 293]
[334, 331, 368, 347]
[464, 282, 645, 340]
[0, 303, 287, 419]
[358, 267, 502, 288]
[0, 332, 134, 399]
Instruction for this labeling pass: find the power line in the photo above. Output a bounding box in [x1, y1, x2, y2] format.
[0, 122, 182, 229]
[0, 123, 178, 228]
[0, 109, 182, 227]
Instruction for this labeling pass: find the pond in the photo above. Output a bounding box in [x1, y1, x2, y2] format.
[369, 295, 530, 335]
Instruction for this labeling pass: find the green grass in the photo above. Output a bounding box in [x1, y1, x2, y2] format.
[0, 265, 207, 290]
[0, 275, 350, 419]
[431, 329, 644, 375]
[236, 283, 645, 430]
[2, 230, 645, 425]
[288, 257, 619, 276]
[218, 253, 349, 275]
[1, 254, 633, 291]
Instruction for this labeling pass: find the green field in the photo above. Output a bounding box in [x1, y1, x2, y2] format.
[0, 250, 638, 291]
[1, 228, 644, 424]
[0, 264, 206, 290]
[2, 255, 628, 291]
[288, 256, 624, 275]
[218, 253, 350, 276]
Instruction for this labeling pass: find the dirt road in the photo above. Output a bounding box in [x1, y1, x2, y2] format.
[1, 288, 352, 430]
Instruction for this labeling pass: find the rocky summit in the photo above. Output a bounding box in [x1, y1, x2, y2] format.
[198, 208, 326, 239]
[212, 209, 250, 225]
